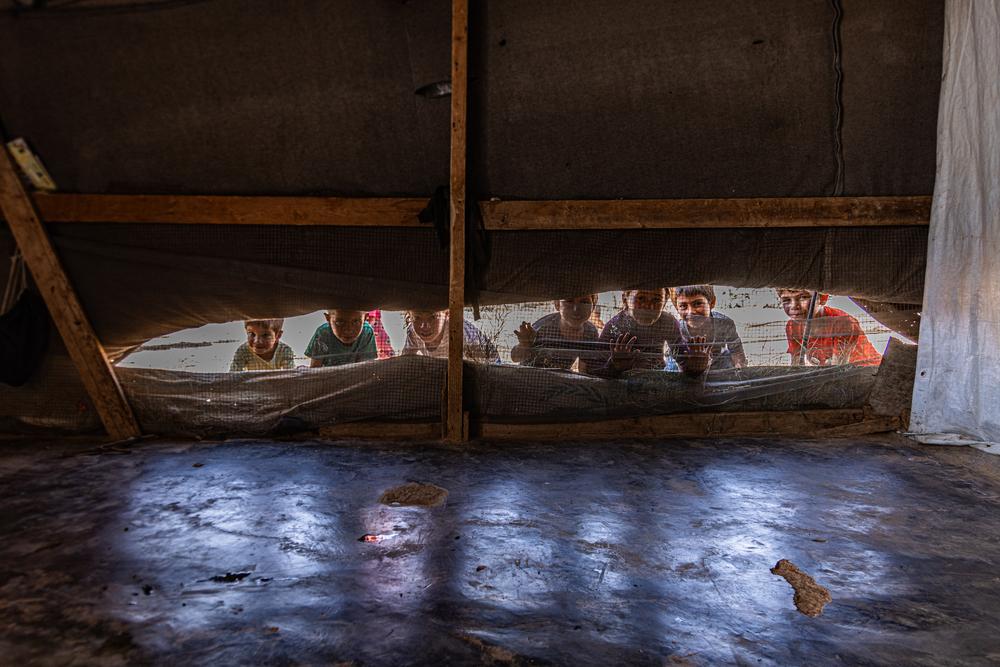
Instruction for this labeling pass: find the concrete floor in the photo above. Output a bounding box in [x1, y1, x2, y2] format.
[1, 436, 999, 666]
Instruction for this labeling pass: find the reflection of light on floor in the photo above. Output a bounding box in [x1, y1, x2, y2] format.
[678, 463, 902, 628]
[111, 459, 346, 637]
[356, 503, 433, 605]
[457, 477, 559, 609]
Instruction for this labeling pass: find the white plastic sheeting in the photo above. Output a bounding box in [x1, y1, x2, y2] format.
[910, 0, 1000, 453]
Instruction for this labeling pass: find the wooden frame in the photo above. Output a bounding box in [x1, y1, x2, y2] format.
[476, 409, 868, 440]
[0, 146, 141, 441]
[34, 193, 930, 230]
[444, 0, 469, 442]
[309, 410, 901, 441]
[479, 195, 931, 230]
[318, 422, 442, 441]
[35, 193, 427, 227]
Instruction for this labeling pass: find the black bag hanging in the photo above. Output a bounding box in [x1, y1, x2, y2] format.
[0, 252, 49, 386]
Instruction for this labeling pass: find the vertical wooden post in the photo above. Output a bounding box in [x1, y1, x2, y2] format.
[0, 145, 140, 441]
[445, 0, 468, 442]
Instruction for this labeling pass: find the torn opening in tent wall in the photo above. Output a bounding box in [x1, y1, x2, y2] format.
[0, 284, 914, 438]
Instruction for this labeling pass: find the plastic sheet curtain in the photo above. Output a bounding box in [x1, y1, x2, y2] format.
[910, 0, 1000, 452]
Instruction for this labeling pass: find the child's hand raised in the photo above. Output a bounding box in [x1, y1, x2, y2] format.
[682, 335, 713, 375]
[514, 321, 537, 346]
[610, 332, 638, 371]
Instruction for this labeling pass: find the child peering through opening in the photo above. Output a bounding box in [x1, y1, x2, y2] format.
[669, 285, 747, 370]
[306, 309, 378, 367]
[598, 288, 712, 377]
[511, 295, 604, 372]
[230, 318, 295, 371]
[401, 309, 500, 364]
[776, 289, 882, 366]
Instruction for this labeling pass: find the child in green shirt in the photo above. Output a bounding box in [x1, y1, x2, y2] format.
[306, 309, 378, 367]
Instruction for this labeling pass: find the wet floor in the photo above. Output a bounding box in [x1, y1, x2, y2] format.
[1, 436, 999, 665]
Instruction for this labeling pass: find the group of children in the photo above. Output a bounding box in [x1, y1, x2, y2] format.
[230, 286, 882, 373]
[229, 308, 499, 372]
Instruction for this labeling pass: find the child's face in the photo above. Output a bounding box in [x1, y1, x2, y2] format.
[674, 293, 714, 333]
[246, 323, 281, 357]
[674, 293, 713, 320]
[626, 290, 665, 325]
[327, 310, 366, 344]
[556, 296, 596, 328]
[411, 310, 448, 343]
[778, 291, 828, 321]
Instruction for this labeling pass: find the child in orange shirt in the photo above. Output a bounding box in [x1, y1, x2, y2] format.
[776, 289, 882, 366]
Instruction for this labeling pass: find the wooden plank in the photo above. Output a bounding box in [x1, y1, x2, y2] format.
[477, 409, 865, 440]
[0, 146, 140, 441]
[312, 410, 871, 441]
[445, 0, 468, 443]
[31, 193, 930, 229]
[479, 196, 931, 230]
[318, 422, 442, 441]
[35, 193, 428, 227]
[812, 416, 901, 438]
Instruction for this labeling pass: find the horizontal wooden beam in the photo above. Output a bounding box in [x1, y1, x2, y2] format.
[312, 410, 869, 441]
[34, 193, 428, 227]
[28, 193, 931, 230]
[318, 422, 442, 440]
[812, 415, 901, 438]
[479, 196, 931, 230]
[477, 409, 865, 440]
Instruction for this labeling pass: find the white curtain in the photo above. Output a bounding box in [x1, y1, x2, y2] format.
[910, 0, 1000, 453]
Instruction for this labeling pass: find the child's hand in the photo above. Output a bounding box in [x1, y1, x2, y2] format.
[683, 335, 712, 374]
[610, 332, 638, 371]
[514, 321, 537, 346]
[806, 353, 828, 366]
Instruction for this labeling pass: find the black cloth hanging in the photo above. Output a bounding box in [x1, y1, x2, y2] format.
[0, 289, 50, 386]
[418, 186, 491, 312]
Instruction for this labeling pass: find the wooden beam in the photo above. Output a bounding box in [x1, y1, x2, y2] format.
[477, 409, 866, 440]
[479, 196, 931, 230]
[0, 147, 140, 441]
[313, 410, 883, 441]
[35, 193, 427, 227]
[444, 0, 469, 442]
[30, 193, 930, 229]
[318, 422, 442, 441]
[812, 415, 901, 438]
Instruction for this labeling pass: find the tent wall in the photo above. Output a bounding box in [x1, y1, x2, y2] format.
[0, 1, 942, 200]
[0, 1, 942, 334]
[910, 0, 1000, 450]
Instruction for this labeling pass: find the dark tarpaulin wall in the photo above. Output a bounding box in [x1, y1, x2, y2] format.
[0, 0, 942, 199]
[0, 0, 453, 196]
[0, 1, 941, 326]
